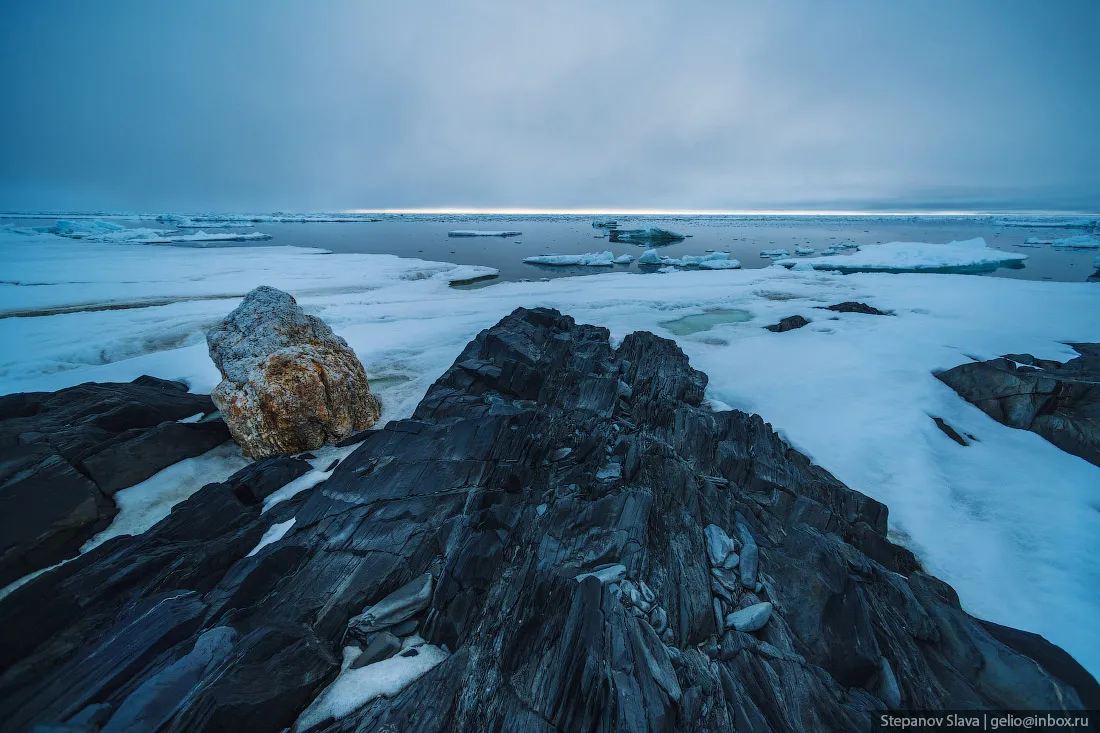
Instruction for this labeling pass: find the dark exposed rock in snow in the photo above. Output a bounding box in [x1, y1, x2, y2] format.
[0, 377, 226, 586]
[937, 344, 1100, 467]
[764, 315, 810, 333]
[207, 286, 382, 458]
[0, 309, 1094, 732]
[820, 301, 890, 315]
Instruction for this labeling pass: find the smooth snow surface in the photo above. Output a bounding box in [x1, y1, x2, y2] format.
[776, 237, 1027, 272]
[81, 442, 249, 552]
[247, 518, 296, 557]
[295, 643, 449, 730]
[2, 228, 1099, 676]
[447, 230, 522, 237]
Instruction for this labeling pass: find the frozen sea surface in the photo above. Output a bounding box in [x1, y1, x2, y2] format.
[1, 225, 1099, 678]
[5, 213, 1100, 283]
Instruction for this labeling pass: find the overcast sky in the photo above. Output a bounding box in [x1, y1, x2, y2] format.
[1, 1, 1098, 213]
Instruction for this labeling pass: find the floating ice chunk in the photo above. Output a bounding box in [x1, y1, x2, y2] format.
[776, 238, 1027, 273]
[760, 249, 790, 258]
[609, 227, 687, 244]
[699, 259, 742, 270]
[246, 518, 296, 557]
[678, 253, 729, 266]
[523, 251, 616, 267]
[592, 219, 620, 228]
[162, 213, 383, 225]
[1025, 235, 1100, 249]
[795, 247, 816, 255]
[448, 230, 522, 237]
[613, 253, 634, 264]
[657, 265, 677, 273]
[294, 643, 449, 730]
[638, 249, 663, 265]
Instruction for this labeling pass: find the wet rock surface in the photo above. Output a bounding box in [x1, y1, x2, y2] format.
[820, 301, 890, 315]
[0, 308, 1094, 732]
[763, 315, 810, 333]
[0, 376, 226, 587]
[937, 344, 1100, 467]
[207, 286, 381, 459]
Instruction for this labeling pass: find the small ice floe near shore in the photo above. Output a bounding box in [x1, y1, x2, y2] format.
[760, 248, 790, 258]
[638, 250, 741, 269]
[609, 227, 687, 244]
[1024, 235, 1100, 248]
[523, 251, 632, 267]
[794, 247, 815, 255]
[591, 219, 620, 228]
[776, 237, 1027, 273]
[448, 230, 522, 237]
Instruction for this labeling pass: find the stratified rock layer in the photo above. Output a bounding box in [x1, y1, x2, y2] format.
[1, 308, 1094, 732]
[937, 344, 1100, 467]
[207, 286, 381, 458]
[0, 376, 227, 587]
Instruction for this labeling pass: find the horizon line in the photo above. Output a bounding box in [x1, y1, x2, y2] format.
[349, 207, 1099, 217]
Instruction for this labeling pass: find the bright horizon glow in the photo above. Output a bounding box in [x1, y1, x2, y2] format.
[348, 208, 1100, 217]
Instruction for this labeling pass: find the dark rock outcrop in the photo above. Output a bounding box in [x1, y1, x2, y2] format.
[936, 344, 1100, 467]
[0, 309, 1093, 732]
[0, 377, 228, 587]
[820, 301, 890, 315]
[764, 315, 810, 333]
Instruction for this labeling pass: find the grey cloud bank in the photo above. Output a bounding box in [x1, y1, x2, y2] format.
[1, 0, 1098, 213]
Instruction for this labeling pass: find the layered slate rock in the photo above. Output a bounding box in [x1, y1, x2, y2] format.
[937, 344, 1100, 467]
[764, 315, 810, 333]
[0, 308, 1094, 733]
[0, 376, 227, 586]
[820, 301, 890, 316]
[207, 286, 382, 458]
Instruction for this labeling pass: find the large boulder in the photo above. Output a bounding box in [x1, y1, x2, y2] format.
[207, 286, 381, 458]
[0, 376, 227, 587]
[936, 344, 1100, 467]
[0, 309, 1094, 731]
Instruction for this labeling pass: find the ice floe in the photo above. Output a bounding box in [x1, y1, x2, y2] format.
[157, 213, 382, 225]
[637, 250, 741, 269]
[996, 216, 1099, 228]
[18, 220, 274, 244]
[448, 230, 522, 237]
[2, 227, 1099, 675]
[523, 251, 630, 267]
[608, 227, 688, 244]
[759, 249, 790, 258]
[775, 238, 1027, 273]
[1024, 235, 1100, 248]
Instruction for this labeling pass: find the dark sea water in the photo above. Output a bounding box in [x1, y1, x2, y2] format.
[5, 214, 1099, 284]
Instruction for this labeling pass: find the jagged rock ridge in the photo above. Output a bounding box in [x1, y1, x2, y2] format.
[0, 308, 1094, 732]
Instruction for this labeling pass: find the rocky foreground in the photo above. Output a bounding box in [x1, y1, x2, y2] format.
[0, 307, 1096, 732]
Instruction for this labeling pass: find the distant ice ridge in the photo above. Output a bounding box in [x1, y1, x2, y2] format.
[996, 216, 1099, 228]
[448, 230, 522, 237]
[776, 237, 1027, 273]
[637, 250, 741, 270]
[523, 251, 632, 267]
[1023, 235, 1100, 249]
[156, 213, 382, 225]
[34, 220, 272, 244]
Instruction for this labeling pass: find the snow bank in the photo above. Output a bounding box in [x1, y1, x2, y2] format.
[1024, 235, 1100, 249]
[448, 230, 522, 237]
[81, 443, 249, 553]
[523, 251, 620, 267]
[776, 238, 1027, 273]
[2, 228, 1099, 676]
[295, 643, 449, 729]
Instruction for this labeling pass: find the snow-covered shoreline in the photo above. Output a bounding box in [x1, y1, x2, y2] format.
[2, 227, 1099, 676]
